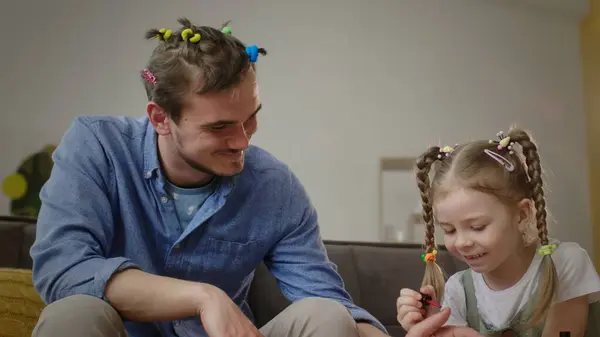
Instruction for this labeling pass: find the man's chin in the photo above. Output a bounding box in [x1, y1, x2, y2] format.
[213, 159, 245, 177]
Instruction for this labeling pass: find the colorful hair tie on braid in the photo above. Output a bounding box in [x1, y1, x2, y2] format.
[157, 28, 173, 41]
[437, 145, 455, 159]
[485, 131, 517, 172]
[421, 249, 438, 263]
[181, 28, 201, 43]
[246, 45, 264, 63]
[488, 131, 516, 155]
[538, 244, 557, 256]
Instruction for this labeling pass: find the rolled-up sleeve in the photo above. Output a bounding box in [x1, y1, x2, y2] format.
[30, 117, 138, 304]
[264, 169, 387, 334]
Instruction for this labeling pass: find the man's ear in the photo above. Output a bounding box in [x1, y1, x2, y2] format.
[516, 198, 535, 232]
[146, 101, 171, 136]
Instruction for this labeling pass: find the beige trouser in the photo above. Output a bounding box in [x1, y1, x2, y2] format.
[32, 295, 361, 337]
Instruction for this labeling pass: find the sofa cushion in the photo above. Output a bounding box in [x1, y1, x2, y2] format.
[322, 244, 362, 305]
[0, 223, 24, 269]
[247, 262, 290, 327]
[0, 268, 46, 337]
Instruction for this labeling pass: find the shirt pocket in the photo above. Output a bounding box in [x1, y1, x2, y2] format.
[195, 237, 268, 292]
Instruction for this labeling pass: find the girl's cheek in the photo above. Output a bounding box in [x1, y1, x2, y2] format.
[444, 239, 459, 257]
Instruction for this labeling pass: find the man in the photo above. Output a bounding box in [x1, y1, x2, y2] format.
[30, 18, 482, 337]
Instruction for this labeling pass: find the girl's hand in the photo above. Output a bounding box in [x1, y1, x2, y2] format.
[397, 285, 440, 331]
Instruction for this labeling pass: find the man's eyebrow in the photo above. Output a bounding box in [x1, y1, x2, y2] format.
[203, 104, 262, 128]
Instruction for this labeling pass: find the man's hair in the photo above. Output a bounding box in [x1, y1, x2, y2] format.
[415, 127, 557, 328]
[141, 17, 267, 123]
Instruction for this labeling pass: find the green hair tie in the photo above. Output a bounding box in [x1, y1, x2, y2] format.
[538, 244, 557, 256]
[221, 26, 232, 35]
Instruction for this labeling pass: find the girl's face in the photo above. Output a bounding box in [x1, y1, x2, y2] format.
[433, 188, 533, 274]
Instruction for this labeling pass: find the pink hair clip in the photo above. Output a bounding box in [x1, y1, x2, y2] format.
[141, 68, 157, 85]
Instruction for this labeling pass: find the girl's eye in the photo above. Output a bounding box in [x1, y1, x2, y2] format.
[442, 228, 455, 234]
[472, 225, 487, 231]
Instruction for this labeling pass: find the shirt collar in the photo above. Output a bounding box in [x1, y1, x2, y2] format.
[143, 117, 160, 179]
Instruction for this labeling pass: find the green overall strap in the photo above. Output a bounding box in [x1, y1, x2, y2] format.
[584, 300, 600, 337]
[511, 282, 543, 337]
[460, 269, 484, 331]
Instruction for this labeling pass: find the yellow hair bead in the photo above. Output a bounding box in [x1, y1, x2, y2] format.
[538, 244, 557, 256]
[157, 28, 173, 41]
[181, 28, 193, 41]
[189, 33, 201, 43]
[499, 136, 511, 148]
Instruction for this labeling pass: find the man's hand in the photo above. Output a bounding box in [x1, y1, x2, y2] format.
[198, 284, 264, 337]
[406, 308, 483, 337]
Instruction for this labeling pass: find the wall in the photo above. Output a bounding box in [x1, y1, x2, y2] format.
[581, 0, 600, 269]
[0, 0, 594, 254]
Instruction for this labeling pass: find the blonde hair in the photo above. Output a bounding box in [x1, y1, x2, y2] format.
[415, 127, 558, 326]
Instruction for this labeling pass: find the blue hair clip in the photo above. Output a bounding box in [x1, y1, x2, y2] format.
[246, 45, 260, 63]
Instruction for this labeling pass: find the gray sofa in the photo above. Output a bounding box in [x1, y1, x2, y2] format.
[0, 216, 468, 336]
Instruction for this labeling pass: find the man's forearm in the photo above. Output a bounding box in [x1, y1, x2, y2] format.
[357, 322, 390, 337]
[105, 268, 210, 322]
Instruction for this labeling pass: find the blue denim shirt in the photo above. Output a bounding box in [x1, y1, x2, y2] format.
[30, 115, 386, 337]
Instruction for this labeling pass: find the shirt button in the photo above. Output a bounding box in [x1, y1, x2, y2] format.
[161, 196, 168, 203]
[145, 171, 152, 178]
[187, 206, 195, 215]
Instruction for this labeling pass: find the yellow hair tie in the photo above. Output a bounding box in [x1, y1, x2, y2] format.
[181, 28, 201, 43]
[189, 33, 201, 43]
[421, 249, 438, 263]
[538, 244, 557, 256]
[157, 28, 172, 41]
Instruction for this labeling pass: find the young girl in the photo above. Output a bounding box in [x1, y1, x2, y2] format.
[396, 128, 600, 337]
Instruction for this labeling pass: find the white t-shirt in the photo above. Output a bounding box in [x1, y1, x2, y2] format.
[442, 240, 600, 329]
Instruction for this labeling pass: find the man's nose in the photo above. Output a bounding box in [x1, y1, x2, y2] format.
[227, 124, 250, 150]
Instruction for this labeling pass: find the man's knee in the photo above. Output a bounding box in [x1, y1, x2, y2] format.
[259, 297, 359, 337]
[33, 294, 127, 337]
[294, 297, 353, 320]
[291, 297, 357, 329]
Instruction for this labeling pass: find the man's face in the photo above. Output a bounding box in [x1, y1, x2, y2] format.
[153, 70, 261, 179]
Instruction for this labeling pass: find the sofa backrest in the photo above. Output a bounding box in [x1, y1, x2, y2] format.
[0, 216, 468, 337]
